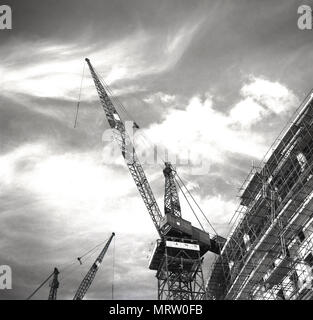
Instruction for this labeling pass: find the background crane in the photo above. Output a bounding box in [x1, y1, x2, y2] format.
[85, 58, 225, 300]
[48, 268, 60, 300]
[73, 232, 115, 300]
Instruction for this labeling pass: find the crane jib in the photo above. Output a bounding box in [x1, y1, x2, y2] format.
[73, 232, 115, 300]
[85, 58, 163, 236]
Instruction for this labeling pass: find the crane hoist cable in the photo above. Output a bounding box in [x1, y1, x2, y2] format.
[112, 235, 116, 300]
[174, 174, 206, 232]
[59, 249, 100, 283]
[74, 63, 86, 128]
[175, 172, 218, 236]
[59, 238, 110, 282]
[77, 237, 110, 262]
[58, 238, 109, 275]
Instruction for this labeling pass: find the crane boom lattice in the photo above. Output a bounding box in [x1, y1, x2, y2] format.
[48, 267, 60, 300]
[73, 232, 115, 300]
[85, 58, 163, 236]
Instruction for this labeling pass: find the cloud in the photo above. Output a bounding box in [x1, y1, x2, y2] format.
[139, 77, 299, 235]
[0, 142, 159, 235]
[165, 18, 204, 63]
[229, 97, 265, 127]
[177, 180, 237, 236]
[0, 18, 203, 101]
[241, 76, 299, 114]
[0, 142, 160, 299]
[230, 76, 299, 128]
[145, 95, 264, 171]
[143, 92, 176, 105]
[141, 77, 299, 176]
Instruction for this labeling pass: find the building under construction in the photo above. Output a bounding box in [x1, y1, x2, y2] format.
[206, 91, 313, 300]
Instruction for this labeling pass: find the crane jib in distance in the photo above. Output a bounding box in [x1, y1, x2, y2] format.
[48, 267, 60, 300]
[73, 232, 115, 300]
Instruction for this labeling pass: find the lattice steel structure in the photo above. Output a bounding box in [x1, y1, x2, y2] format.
[206, 90, 313, 300]
[85, 58, 163, 236]
[48, 267, 59, 300]
[157, 237, 207, 300]
[163, 163, 182, 218]
[73, 232, 115, 300]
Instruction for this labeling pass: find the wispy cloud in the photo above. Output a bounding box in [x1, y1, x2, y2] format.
[0, 18, 203, 102]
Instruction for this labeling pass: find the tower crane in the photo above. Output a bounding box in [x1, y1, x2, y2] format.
[73, 232, 115, 300]
[85, 58, 225, 299]
[48, 267, 60, 300]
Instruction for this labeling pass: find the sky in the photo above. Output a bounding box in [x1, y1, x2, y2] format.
[1, 0, 313, 300]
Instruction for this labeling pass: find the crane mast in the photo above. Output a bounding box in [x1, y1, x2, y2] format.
[73, 232, 115, 300]
[85, 58, 163, 236]
[163, 162, 181, 218]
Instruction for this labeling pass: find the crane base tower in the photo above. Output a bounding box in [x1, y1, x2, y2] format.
[150, 237, 207, 300]
[149, 214, 225, 300]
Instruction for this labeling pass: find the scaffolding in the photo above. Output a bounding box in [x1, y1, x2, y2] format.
[206, 90, 313, 300]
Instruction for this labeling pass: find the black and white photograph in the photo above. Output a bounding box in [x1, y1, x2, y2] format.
[1, 0, 313, 312]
